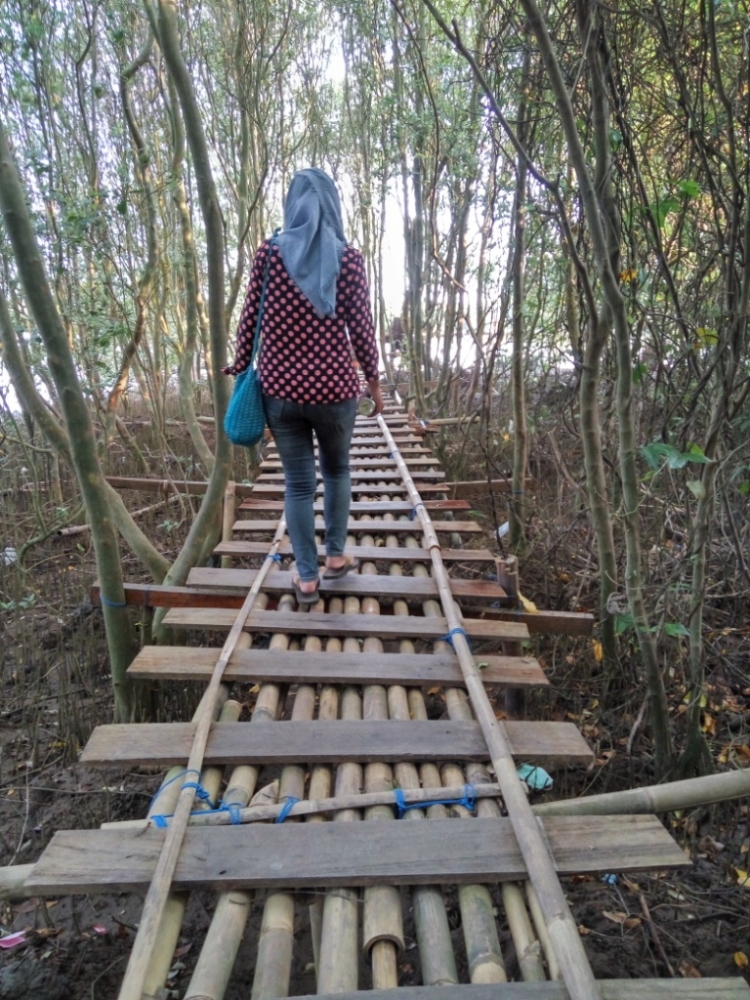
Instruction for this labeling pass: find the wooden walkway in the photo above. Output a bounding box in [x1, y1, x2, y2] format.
[10, 400, 749, 1000]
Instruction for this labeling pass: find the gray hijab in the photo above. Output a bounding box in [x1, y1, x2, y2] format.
[274, 168, 346, 319]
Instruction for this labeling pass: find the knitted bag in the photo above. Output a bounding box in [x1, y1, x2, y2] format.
[224, 236, 275, 447]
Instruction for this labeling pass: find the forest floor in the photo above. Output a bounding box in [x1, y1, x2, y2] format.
[1, 416, 749, 998]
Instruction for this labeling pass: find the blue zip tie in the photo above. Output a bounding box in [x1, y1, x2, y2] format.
[276, 796, 300, 823]
[437, 626, 472, 650]
[100, 594, 128, 609]
[393, 784, 476, 819]
[267, 552, 282, 563]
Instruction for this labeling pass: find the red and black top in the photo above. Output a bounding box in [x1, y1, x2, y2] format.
[225, 241, 379, 405]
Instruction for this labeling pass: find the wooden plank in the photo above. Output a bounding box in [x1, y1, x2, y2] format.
[23, 815, 686, 895]
[127, 646, 548, 688]
[476, 608, 596, 637]
[237, 499, 471, 513]
[81, 719, 589, 767]
[261, 457, 440, 469]
[257, 470, 446, 482]
[90, 582, 244, 610]
[233, 519, 483, 535]
[443, 478, 534, 498]
[268, 445, 434, 457]
[214, 542, 495, 563]
[186, 567, 508, 602]
[348, 436, 421, 445]
[161, 606, 529, 641]
[93, 583, 589, 637]
[348, 446, 433, 455]
[249, 482, 453, 496]
[281, 983, 750, 1000]
[105, 476, 254, 499]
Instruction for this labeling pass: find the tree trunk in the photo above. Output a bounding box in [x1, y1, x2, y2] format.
[0, 119, 139, 722]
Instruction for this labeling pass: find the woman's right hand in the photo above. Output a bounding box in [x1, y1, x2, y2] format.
[369, 381, 385, 415]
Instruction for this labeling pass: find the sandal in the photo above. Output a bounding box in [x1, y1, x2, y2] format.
[322, 557, 360, 580]
[292, 576, 320, 607]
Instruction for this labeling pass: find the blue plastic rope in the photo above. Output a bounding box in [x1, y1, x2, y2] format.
[276, 796, 300, 823]
[394, 784, 476, 819]
[267, 552, 283, 563]
[100, 594, 128, 609]
[437, 626, 472, 650]
[148, 769, 215, 828]
[409, 502, 426, 520]
[221, 801, 243, 825]
[182, 780, 214, 805]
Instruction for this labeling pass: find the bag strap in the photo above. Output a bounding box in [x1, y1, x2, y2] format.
[251, 228, 280, 367]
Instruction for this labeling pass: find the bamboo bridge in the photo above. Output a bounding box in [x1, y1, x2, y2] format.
[4, 394, 748, 1000]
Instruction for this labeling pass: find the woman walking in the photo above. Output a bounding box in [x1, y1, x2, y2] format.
[224, 168, 382, 606]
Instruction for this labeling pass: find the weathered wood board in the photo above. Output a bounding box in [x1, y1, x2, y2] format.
[238, 499, 471, 513]
[213, 541, 495, 563]
[186, 567, 507, 602]
[257, 470, 446, 482]
[127, 646, 548, 688]
[161, 607, 529, 641]
[289, 982, 749, 1000]
[25, 815, 686, 895]
[80, 719, 590, 767]
[232, 519, 483, 535]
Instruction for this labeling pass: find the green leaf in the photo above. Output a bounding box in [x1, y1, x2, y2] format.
[664, 622, 690, 638]
[614, 612, 635, 635]
[694, 327, 718, 348]
[610, 128, 623, 151]
[678, 179, 701, 198]
[632, 361, 649, 385]
[686, 480, 705, 499]
[686, 443, 712, 464]
[739, 482, 750, 496]
[640, 441, 681, 470]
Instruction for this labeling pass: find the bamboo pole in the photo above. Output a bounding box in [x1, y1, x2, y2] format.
[115, 762, 750, 831]
[360, 531, 404, 989]
[183, 779, 271, 1000]
[220, 481, 236, 569]
[502, 882, 547, 981]
[378, 414, 602, 1000]
[534, 766, 750, 816]
[138, 682, 232, 997]
[317, 597, 364, 994]
[317, 584, 362, 993]
[183, 586, 295, 1000]
[102, 782, 505, 831]
[252, 682, 314, 999]
[142, 698, 242, 999]
[402, 530, 508, 985]
[384, 521, 459, 987]
[526, 882, 561, 980]
[307, 638, 341, 986]
[117, 518, 288, 1000]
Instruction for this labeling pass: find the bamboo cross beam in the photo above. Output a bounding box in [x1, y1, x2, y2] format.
[376, 415, 603, 1000]
[116, 518, 288, 1000]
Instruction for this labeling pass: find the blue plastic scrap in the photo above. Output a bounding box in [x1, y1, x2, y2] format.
[516, 763, 553, 792]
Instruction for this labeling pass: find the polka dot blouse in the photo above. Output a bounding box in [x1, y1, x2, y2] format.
[225, 241, 380, 404]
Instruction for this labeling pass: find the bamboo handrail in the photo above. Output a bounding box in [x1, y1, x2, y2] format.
[377, 413, 603, 1000]
[117, 517, 288, 1000]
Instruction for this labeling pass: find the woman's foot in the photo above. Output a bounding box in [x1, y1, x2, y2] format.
[292, 574, 320, 607]
[323, 556, 360, 579]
